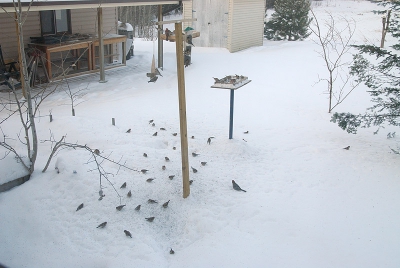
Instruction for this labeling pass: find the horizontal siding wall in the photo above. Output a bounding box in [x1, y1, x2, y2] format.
[182, 1, 193, 29]
[0, 8, 117, 63]
[71, 7, 117, 35]
[0, 11, 41, 61]
[227, 0, 264, 52]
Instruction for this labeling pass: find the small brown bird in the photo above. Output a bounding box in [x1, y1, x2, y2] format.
[145, 217, 155, 222]
[191, 166, 198, 173]
[160, 127, 166, 131]
[76, 203, 84, 211]
[189, 180, 193, 185]
[201, 161, 207, 166]
[169, 175, 175, 180]
[170, 248, 175, 254]
[192, 152, 200, 157]
[126, 129, 131, 133]
[116, 205, 126, 211]
[124, 230, 132, 238]
[149, 120, 154, 124]
[120, 182, 127, 189]
[244, 131, 249, 134]
[127, 190, 132, 198]
[97, 222, 107, 228]
[172, 133, 177, 136]
[146, 178, 155, 182]
[141, 169, 149, 173]
[143, 153, 148, 157]
[162, 165, 166, 170]
[153, 132, 158, 136]
[343, 146, 350, 150]
[207, 137, 212, 145]
[163, 200, 170, 208]
[232, 180, 246, 192]
[165, 157, 170, 161]
[135, 205, 141, 211]
[148, 199, 158, 204]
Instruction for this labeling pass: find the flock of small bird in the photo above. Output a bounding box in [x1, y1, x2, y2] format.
[75, 118, 249, 255]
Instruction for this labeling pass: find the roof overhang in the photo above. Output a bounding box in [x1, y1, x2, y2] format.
[0, 0, 187, 13]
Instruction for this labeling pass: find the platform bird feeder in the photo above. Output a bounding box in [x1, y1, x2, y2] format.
[211, 75, 251, 139]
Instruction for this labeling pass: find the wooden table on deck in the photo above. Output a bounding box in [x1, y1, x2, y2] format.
[28, 40, 92, 80]
[28, 34, 127, 80]
[91, 34, 127, 70]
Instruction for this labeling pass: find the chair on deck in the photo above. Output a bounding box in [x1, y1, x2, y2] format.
[0, 45, 20, 89]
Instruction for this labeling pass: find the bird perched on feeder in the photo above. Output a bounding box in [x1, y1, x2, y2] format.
[169, 175, 175, 180]
[192, 152, 200, 157]
[97, 222, 107, 228]
[126, 128, 131, 133]
[76, 203, 84, 211]
[153, 132, 158, 136]
[116, 205, 126, 211]
[145, 217, 155, 222]
[127, 190, 132, 198]
[186, 35, 195, 46]
[141, 169, 149, 173]
[143, 153, 148, 157]
[191, 166, 198, 173]
[135, 205, 141, 211]
[124, 230, 132, 238]
[232, 180, 247, 192]
[165, 28, 171, 41]
[201, 162, 207, 166]
[148, 199, 158, 204]
[146, 178, 155, 183]
[343, 146, 350, 150]
[148, 75, 158, 83]
[120, 182, 126, 189]
[163, 200, 170, 208]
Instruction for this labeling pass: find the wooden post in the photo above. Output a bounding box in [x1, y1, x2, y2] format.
[98, 7, 106, 83]
[175, 22, 190, 198]
[381, 16, 386, 48]
[158, 5, 163, 69]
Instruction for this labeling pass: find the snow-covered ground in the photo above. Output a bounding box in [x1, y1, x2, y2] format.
[1, 1, 400, 267]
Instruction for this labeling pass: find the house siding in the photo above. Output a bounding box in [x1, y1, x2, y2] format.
[227, 0, 265, 52]
[0, 7, 117, 61]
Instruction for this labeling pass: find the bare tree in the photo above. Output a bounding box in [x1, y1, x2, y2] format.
[309, 10, 361, 113]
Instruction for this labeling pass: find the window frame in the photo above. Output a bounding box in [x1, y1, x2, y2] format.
[40, 9, 72, 36]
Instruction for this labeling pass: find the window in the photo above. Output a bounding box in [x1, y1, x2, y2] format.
[40, 9, 71, 36]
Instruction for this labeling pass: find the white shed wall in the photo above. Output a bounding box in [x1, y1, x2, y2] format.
[227, 0, 265, 52]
